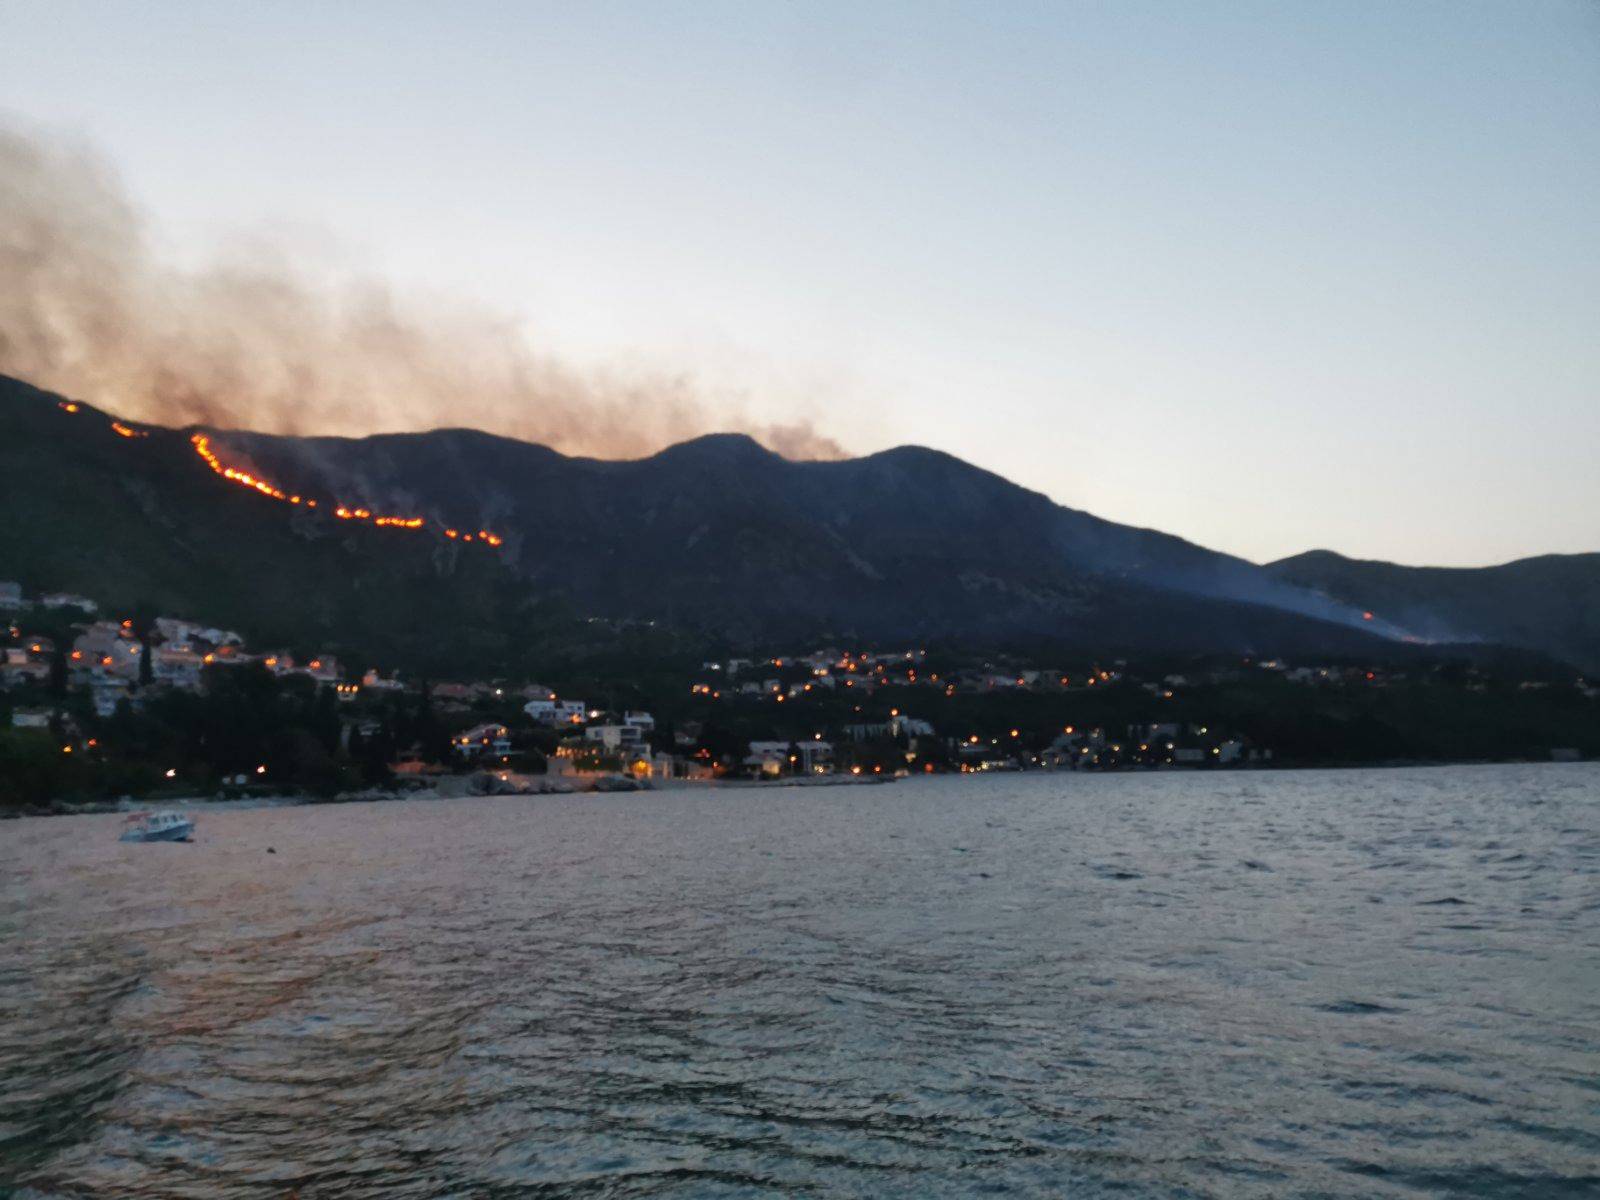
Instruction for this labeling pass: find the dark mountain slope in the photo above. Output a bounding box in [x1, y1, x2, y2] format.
[221, 423, 1385, 645]
[5, 371, 1561, 670]
[1268, 550, 1600, 673]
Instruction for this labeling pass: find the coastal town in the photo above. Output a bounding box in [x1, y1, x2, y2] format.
[4, 579, 1592, 809]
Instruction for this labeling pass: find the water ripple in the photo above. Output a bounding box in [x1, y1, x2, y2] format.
[3, 763, 1598, 1197]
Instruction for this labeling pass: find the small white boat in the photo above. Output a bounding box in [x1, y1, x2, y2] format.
[119, 810, 195, 843]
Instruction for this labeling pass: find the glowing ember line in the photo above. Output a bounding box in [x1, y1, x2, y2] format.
[188, 433, 503, 545]
[110, 421, 147, 438]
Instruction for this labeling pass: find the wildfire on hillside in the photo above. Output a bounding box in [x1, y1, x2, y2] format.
[60, 398, 505, 547]
[188, 433, 504, 545]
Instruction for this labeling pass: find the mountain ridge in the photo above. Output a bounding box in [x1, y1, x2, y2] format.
[4, 372, 1595, 671]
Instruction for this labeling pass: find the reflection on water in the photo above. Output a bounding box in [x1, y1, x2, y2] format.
[3, 765, 1598, 1197]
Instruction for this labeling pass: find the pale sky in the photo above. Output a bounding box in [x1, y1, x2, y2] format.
[3, 0, 1597, 566]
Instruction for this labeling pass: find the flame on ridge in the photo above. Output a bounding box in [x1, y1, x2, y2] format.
[184, 428, 504, 546]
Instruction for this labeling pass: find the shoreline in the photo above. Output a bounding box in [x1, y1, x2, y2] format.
[4, 757, 1592, 821]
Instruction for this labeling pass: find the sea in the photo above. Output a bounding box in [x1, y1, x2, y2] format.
[2, 764, 1597, 1198]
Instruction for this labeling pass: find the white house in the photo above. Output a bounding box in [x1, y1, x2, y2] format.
[622, 710, 655, 732]
[889, 714, 935, 738]
[524, 697, 586, 725]
[584, 723, 648, 752]
[154, 617, 201, 644]
[153, 645, 205, 690]
[0, 581, 22, 610]
[40, 593, 97, 615]
[743, 744, 789, 777]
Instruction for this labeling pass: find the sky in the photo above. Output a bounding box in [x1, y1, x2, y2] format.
[1, 0, 1596, 567]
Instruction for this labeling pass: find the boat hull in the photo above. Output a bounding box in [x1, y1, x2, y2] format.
[120, 823, 194, 843]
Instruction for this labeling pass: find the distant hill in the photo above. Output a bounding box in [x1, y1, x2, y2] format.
[1268, 550, 1600, 673]
[4, 371, 1590, 672]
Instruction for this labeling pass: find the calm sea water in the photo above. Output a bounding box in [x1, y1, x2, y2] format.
[2, 765, 1597, 1198]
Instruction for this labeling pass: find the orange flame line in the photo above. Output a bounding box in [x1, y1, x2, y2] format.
[187, 433, 503, 546]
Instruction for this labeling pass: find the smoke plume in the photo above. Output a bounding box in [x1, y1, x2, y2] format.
[0, 124, 843, 460]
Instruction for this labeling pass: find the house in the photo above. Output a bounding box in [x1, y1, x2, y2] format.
[153, 617, 202, 644]
[40, 593, 97, 615]
[301, 657, 339, 683]
[747, 739, 834, 774]
[10, 708, 51, 728]
[643, 751, 710, 780]
[889, 714, 935, 738]
[92, 676, 132, 716]
[524, 697, 587, 725]
[73, 622, 126, 655]
[153, 645, 204, 690]
[844, 722, 892, 742]
[361, 669, 405, 692]
[623, 710, 655, 732]
[146, 617, 242, 648]
[1, 649, 49, 684]
[454, 722, 511, 760]
[584, 723, 648, 752]
[743, 744, 789, 777]
[0, 581, 22, 610]
[72, 625, 143, 680]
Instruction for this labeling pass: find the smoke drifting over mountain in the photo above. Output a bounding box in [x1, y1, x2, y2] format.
[0, 125, 842, 460]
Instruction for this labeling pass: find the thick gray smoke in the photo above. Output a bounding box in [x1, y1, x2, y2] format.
[0, 124, 843, 460]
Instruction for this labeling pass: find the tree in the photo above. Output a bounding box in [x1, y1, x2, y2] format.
[0, 729, 76, 809]
[131, 599, 159, 688]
